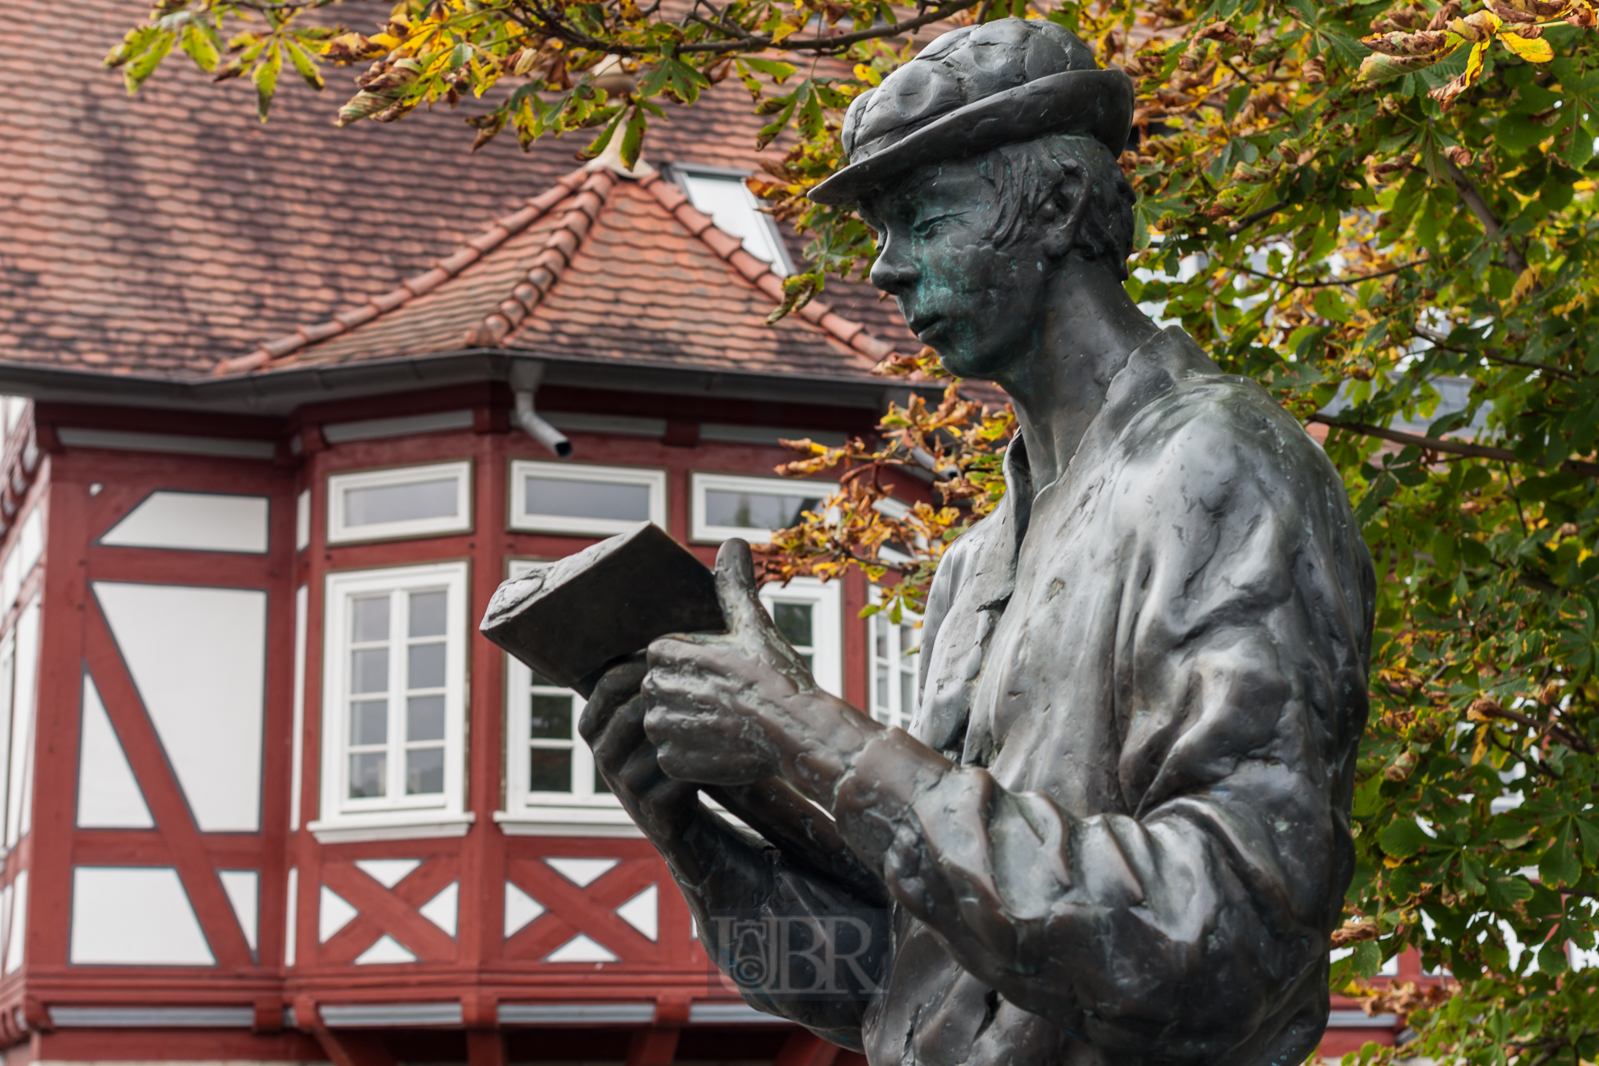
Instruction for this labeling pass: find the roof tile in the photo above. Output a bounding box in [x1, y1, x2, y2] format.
[251, 168, 903, 384]
[0, 0, 920, 377]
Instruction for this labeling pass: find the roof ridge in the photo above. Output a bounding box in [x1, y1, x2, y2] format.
[636, 174, 900, 367]
[212, 165, 597, 376]
[462, 169, 616, 348]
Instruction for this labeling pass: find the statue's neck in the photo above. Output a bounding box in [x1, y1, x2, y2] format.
[993, 262, 1161, 494]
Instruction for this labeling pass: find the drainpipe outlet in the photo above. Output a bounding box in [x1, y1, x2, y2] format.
[509, 362, 572, 458]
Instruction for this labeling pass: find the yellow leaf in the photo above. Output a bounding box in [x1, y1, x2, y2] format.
[1467, 37, 1488, 79]
[1450, 9, 1503, 39]
[853, 62, 881, 86]
[1512, 265, 1541, 302]
[1500, 30, 1555, 61]
[1471, 725, 1489, 765]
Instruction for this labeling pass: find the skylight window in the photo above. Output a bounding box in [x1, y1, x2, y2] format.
[673, 165, 794, 276]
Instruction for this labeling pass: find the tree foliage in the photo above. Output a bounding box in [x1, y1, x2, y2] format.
[108, 0, 1599, 1057]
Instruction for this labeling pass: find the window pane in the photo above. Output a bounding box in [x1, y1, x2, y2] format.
[529, 748, 572, 792]
[900, 672, 916, 720]
[349, 752, 386, 798]
[679, 173, 784, 270]
[875, 665, 889, 708]
[703, 490, 820, 531]
[345, 477, 458, 527]
[408, 643, 446, 689]
[350, 699, 388, 745]
[772, 602, 813, 648]
[351, 648, 388, 694]
[352, 595, 390, 643]
[406, 747, 445, 794]
[530, 694, 573, 740]
[407, 695, 445, 742]
[525, 477, 651, 521]
[873, 621, 887, 659]
[408, 590, 447, 638]
[797, 652, 813, 675]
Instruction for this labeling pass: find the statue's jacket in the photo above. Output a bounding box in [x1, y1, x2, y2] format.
[733, 326, 1376, 1066]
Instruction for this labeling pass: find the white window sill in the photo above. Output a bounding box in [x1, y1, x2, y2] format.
[494, 808, 642, 838]
[307, 812, 475, 844]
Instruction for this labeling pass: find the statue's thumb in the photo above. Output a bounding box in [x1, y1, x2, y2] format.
[713, 538, 763, 638]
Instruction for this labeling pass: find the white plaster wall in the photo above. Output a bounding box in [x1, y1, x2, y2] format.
[76, 673, 153, 828]
[6, 601, 39, 847]
[70, 867, 213, 965]
[94, 583, 265, 832]
[99, 493, 269, 554]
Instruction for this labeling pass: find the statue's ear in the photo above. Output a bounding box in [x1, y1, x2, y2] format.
[1040, 157, 1090, 261]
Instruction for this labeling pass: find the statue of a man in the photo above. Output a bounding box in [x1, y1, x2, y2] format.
[581, 18, 1376, 1066]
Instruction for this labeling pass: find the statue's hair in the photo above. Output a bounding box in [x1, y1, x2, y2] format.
[975, 134, 1136, 279]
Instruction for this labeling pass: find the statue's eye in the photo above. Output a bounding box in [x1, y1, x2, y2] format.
[912, 213, 955, 238]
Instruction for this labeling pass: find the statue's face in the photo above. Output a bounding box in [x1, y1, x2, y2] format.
[861, 159, 1054, 381]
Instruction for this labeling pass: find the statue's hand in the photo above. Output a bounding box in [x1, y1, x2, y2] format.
[579, 654, 699, 841]
[642, 540, 817, 788]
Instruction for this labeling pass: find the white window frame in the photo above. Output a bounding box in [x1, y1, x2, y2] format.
[311, 562, 472, 843]
[326, 461, 472, 545]
[671, 164, 795, 276]
[508, 460, 667, 537]
[690, 472, 834, 545]
[496, 561, 633, 837]
[760, 578, 843, 698]
[868, 587, 920, 732]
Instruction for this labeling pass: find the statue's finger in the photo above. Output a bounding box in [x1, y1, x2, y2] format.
[578, 654, 647, 744]
[713, 538, 769, 640]
[586, 692, 649, 771]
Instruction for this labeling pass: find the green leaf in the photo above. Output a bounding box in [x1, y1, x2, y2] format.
[120, 26, 176, 94]
[285, 40, 323, 91]
[1539, 821, 1581, 887]
[179, 22, 221, 73]
[1378, 817, 1435, 858]
[252, 43, 282, 122]
[739, 57, 797, 82]
[619, 105, 647, 170]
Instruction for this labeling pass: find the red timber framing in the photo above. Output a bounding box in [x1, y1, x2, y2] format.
[0, 386, 915, 1065]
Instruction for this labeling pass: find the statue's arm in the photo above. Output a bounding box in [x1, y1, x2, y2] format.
[581, 659, 885, 1049]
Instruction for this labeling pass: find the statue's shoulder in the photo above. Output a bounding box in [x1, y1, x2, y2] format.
[1115, 348, 1347, 517]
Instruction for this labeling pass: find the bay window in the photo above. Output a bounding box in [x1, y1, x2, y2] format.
[497, 561, 629, 835]
[313, 562, 470, 841]
[327, 461, 472, 544]
[690, 472, 831, 545]
[868, 591, 920, 732]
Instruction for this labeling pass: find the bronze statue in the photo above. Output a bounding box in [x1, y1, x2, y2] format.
[575, 18, 1376, 1066]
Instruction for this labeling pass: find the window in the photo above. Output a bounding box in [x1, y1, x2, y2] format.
[691, 473, 831, 545]
[327, 462, 472, 544]
[499, 562, 628, 833]
[869, 591, 920, 732]
[509, 461, 666, 537]
[314, 563, 470, 840]
[673, 166, 794, 276]
[759, 578, 843, 697]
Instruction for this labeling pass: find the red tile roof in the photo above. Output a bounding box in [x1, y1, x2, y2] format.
[226, 165, 900, 383]
[0, 0, 916, 383]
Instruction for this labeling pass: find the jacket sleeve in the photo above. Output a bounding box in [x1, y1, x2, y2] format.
[831, 411, 1374, 1060]
[666, 807, 891, 1049]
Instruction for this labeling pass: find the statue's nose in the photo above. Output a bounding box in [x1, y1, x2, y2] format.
[870, 244, 919, 296]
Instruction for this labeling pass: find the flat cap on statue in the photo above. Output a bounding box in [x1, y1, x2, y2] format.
[808, 18, 1134, 206]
